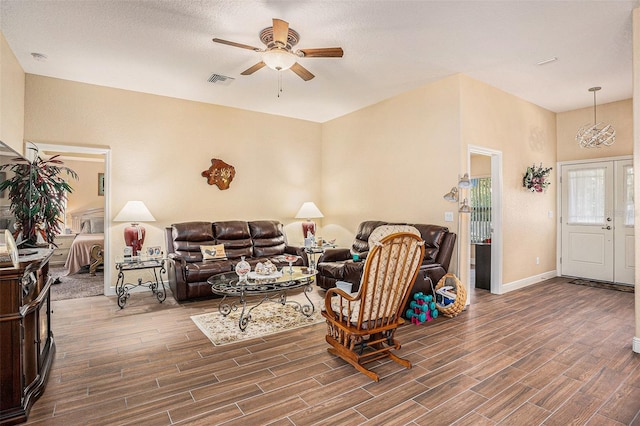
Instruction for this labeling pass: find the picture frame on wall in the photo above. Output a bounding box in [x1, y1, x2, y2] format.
[98, 173, 105, 196]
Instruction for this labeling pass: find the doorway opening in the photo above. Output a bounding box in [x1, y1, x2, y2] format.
[34, 142, 112, 297]
[468, 145, 503, 295]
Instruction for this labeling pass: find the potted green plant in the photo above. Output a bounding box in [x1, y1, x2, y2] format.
[0, 154, 77, 247]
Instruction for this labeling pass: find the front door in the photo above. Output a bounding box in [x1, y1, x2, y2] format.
[560, 159, 634, 284]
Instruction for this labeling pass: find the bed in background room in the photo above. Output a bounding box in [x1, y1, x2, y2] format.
[63, 207, 104, 276]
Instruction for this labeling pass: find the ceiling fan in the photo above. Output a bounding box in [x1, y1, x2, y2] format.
[213, 18, 343, 81]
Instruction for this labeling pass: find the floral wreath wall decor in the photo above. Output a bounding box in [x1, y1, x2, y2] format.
[523, 163, 552, 193]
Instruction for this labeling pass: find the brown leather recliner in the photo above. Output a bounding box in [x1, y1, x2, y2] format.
[165, 220, 308, 301]
[316, 221, 456, 297]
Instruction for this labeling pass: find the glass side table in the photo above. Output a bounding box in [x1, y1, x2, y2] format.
[114, 256, 166, 308]
[304, 244, 337, 271]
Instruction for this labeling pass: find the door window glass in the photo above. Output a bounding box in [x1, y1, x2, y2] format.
[624, 165, 634, 226]
[567, 167, 605, 225]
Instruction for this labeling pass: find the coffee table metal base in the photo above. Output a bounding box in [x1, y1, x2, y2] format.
[217, 283, 315, 331]
[209, 267, 317, 332]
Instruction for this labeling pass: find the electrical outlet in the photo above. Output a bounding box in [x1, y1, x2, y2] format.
[536, 257, 540, 265]
[444, 211, 454, 222]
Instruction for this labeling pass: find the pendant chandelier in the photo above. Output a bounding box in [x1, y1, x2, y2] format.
[576, 86, 615, 148]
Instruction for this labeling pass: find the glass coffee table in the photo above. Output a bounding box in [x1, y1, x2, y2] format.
[208, 266, 317, 331]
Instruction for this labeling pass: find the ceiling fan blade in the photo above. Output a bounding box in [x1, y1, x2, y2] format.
[212, 38, 261, 52]
[290, 62, 315, 81]
[299, 47, 344, 58]
[241, 62, 266, 75]
[272, 18, 289, 46]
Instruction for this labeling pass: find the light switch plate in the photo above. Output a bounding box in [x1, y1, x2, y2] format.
[445, 211, 454, 222]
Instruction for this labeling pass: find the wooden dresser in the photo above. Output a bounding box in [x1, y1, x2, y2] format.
[0, 249, 55, 425]
[51, 234, 75, 266]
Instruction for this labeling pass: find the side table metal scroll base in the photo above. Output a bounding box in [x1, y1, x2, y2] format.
[115, 257, 167, 309]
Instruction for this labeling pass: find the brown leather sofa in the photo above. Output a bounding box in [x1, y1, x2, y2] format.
[316, 221, 456, 296]
[165, 220, 307, 301]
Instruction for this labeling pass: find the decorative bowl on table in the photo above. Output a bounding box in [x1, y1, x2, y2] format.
[248, 260, 283, 280]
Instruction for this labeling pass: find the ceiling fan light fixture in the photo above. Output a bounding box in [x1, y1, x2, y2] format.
[262, 48, 296, 71]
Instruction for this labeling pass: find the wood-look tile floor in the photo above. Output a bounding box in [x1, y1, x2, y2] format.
[24, 276, 640, 425]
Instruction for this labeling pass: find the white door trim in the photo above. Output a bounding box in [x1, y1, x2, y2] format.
[30, 142, 113, 296]
[468, 145, 504, 295]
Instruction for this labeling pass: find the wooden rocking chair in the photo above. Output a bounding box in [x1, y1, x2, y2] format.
[321, 226, 425, 381]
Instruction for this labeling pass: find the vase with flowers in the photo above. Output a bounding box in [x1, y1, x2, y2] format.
[523, 163, 552, 193]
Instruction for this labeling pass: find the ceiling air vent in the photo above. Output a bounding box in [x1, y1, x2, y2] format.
[207, 73, 235, 85]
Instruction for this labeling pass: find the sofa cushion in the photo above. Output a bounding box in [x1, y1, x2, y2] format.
[171, 222, 215, 260]
[351, 221, 388, 254]
[214, 221, 253, 259]
[249, 220, 287, 257]
[316, 262, 345, 280]
[410, 224, 447, 262]
[185, 260, 232, 283]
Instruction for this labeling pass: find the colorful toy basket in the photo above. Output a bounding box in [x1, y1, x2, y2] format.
[434, 273, 467, 318]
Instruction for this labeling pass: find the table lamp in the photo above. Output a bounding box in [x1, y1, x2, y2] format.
[295, 201, 324, 238]
[114, 201, 156, 255]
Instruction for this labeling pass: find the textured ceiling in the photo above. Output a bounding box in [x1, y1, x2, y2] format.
[0, 0, 636, 123]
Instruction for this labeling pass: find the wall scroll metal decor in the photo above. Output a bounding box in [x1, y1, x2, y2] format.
[202, 158, 236, 190]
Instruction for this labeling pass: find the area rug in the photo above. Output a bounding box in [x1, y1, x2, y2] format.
[192, 291, 325, 346]
[49, 265, 104, 301]
[568, 278, 634, 293]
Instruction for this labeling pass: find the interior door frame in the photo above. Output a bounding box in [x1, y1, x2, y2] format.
[556, 154, 632, 281]
[468, 145, 503, 295]
[32, 142, 113, 296]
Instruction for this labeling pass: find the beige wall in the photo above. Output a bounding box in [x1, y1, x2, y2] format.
[321, 74, 558, 288]
[557, 99, 633, 161]
[321, 75, 462, 247]
[460, 75, 557, 285]
[0, 32, 25, 153]
[24, 75, 322, 274]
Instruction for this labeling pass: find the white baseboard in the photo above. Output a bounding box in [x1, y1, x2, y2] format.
[633, 337, 640, 354]
[500, 270, 557, 294]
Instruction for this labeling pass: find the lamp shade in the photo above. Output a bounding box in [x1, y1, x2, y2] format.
[458, 173, 472, 188]
[114, 201, 156, 223]
[295, 202, 323, 239]
[114, 201, 155, 255]
[443, 187, 459, 202]
[295, 202, 324, 220]
[459, 198, 473, 214]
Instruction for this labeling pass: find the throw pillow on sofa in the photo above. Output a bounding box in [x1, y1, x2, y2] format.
[201, 244, 227, 260]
